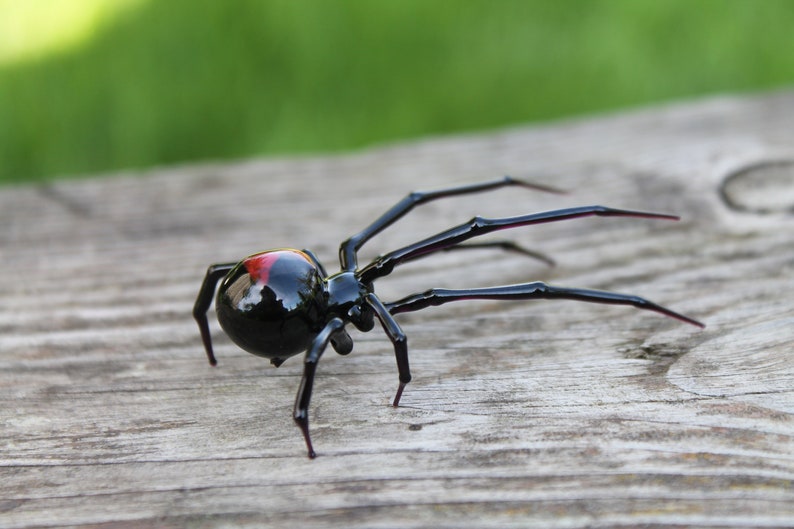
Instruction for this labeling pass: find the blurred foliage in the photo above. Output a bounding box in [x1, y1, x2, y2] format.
[1, 0, 793, 183]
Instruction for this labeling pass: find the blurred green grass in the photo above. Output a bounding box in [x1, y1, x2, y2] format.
[2, 0, 793, 184]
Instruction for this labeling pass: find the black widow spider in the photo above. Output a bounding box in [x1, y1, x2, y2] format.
[194, 176, 703, 458]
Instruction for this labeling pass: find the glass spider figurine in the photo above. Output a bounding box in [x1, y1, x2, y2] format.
[194, 176, 704, 458]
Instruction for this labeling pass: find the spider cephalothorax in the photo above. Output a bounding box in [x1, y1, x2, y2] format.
[194, 176, 703, 458]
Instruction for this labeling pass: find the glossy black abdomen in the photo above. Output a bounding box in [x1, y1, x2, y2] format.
[215, 250, 326, 362]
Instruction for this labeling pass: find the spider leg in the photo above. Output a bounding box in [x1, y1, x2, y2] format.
[443, 241, 556, 267]
[385, 282, 704, 328]
[339, 175, 563, 271]
[358, 205, 680, 283]
[365, 293, 410, 406]
[330, 328, 354, 355]
[294, 318, 346, 459]
[302, 248, 328, 277]
[193, 263, 236, 366]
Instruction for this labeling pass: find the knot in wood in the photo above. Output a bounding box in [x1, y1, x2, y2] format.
[720, 160, 794, 214]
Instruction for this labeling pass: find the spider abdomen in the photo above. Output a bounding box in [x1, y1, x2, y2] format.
[215, 250, 327, 362]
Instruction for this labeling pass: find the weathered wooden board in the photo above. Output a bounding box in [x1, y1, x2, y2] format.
[2, 90, 793, 528]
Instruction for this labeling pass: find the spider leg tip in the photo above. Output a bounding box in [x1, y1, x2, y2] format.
[672, 312, 705, 329]
[510, 176, 568, 195]
[392, 382, 407, 407]
[648, 211, 680, 221]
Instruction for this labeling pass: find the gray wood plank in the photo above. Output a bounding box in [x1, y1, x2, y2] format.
[2, 90, 793, 528]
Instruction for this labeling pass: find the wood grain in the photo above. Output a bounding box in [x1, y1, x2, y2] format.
[2, 90, 793, 528]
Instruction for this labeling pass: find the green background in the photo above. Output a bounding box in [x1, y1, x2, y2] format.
[2, 0, 793, 184]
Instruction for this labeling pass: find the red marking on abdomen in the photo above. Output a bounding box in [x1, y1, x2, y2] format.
[243, 250, 311, 284]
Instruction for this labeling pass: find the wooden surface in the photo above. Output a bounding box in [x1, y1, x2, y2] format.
[2, 90, 793, 528]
